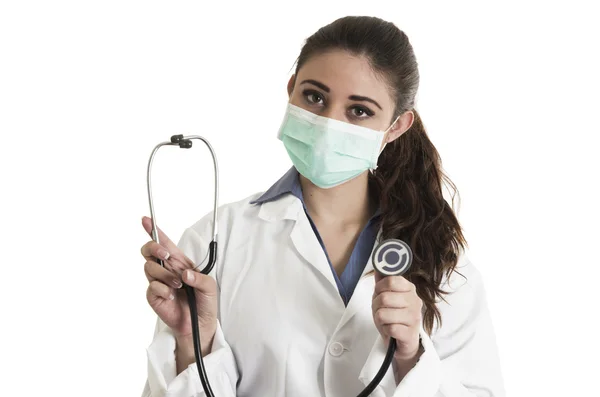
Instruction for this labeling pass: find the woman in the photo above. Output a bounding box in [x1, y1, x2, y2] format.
[140, 16, 504, 397]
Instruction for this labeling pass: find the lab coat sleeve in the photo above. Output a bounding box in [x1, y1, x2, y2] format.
[359, 256, 505, 397]
[140, 226, 239, 397]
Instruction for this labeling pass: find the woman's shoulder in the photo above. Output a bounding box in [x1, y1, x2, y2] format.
[439, 250, 484, 294]
[187, 187, 304, 237]
[431, 250, 490, 335]
[185, 191, 266, 232]
[174, 191, 267, 269]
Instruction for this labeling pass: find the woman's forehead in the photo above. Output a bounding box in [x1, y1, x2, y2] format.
[296, 50, 394, 106]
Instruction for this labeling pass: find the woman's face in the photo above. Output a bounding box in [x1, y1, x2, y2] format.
[287, 49, 412, 143]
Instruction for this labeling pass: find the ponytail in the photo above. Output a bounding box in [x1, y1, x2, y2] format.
[370, 109, 467, 335]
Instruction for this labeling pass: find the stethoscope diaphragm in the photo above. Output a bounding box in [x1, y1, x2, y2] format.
[371, 239, 413, 276]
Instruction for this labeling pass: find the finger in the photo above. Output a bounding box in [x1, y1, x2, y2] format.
[141, 216, 179, 253]
[147, 280, 175, 302]
[140, 241, 172, 262]
[182, 269, 217, 296]
[372, 291, 410, 310]
[140, 240, 196, 280]
[383, 323, 413, 341]
[373, 308, 415, 327]
[145, 260, 184, 289]
[374, 275, 414, 296]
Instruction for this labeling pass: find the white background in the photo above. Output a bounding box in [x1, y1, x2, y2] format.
[1, 1, 598, 396]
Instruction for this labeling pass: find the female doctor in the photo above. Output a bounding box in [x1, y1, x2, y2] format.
[140, 16, 505, 397]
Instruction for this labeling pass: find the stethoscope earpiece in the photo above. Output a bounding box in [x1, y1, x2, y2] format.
[371, 239, 413, 276]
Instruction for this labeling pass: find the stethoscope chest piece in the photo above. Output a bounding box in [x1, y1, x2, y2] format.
[371, 239, 413, 276]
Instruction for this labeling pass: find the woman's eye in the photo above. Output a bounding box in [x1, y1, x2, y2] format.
[350, 106, 374, 118]
[304, 91, 324, 105]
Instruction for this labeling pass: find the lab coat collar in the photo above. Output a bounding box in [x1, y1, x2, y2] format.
[252, 166, 383, 218]
[256, 193, 302, 222]
[252, 167, 305, 222]
[250, 167, 301, 205]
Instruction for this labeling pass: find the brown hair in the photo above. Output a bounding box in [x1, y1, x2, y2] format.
[294, 16, 467, 335]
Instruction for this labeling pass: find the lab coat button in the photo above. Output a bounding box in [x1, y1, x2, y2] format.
[329, 342, 344, 357]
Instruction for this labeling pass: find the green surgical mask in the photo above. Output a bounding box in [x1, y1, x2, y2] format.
[277, 103, 397, 189]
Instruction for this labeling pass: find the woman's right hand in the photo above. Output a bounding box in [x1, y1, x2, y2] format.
[140, 216, 218, 356]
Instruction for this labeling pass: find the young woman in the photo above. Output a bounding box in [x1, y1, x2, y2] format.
[140, 16, 504, 397]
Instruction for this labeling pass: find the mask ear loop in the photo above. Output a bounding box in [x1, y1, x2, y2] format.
[379, 115, 400, 155]
[371, 115, 402, 175]
[379, 115, 401, 155]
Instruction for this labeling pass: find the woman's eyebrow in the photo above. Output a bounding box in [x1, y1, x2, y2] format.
[300, 79, 330, 92]
[349, 95, 382, 110]
[300, 79, 382, 110]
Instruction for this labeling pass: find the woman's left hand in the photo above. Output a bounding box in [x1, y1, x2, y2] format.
[372, 272, 424, 367]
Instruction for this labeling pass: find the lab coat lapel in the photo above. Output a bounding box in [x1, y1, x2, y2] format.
[289, 209, 340, 293]
[336, 230, 382, 331]
[257, 194, 340, 294]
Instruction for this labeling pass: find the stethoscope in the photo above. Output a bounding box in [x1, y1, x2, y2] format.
[146, 134, 218, 395]
[146, 134, 414, 397]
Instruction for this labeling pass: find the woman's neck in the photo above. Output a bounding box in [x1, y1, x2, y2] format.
[299, 171, 375, 226]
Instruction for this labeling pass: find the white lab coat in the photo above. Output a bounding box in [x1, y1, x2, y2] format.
[141, 192, 505, 397]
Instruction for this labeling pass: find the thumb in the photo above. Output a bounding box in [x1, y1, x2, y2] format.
[141, 216, 154, 236]
[141, 216, 178, 252]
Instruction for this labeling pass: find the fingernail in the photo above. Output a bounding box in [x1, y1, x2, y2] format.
[172, 278, 182, 288]
[185, 270, 195, 282]
[159, 249, 170, 260]
[169, 293, 175, 300]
